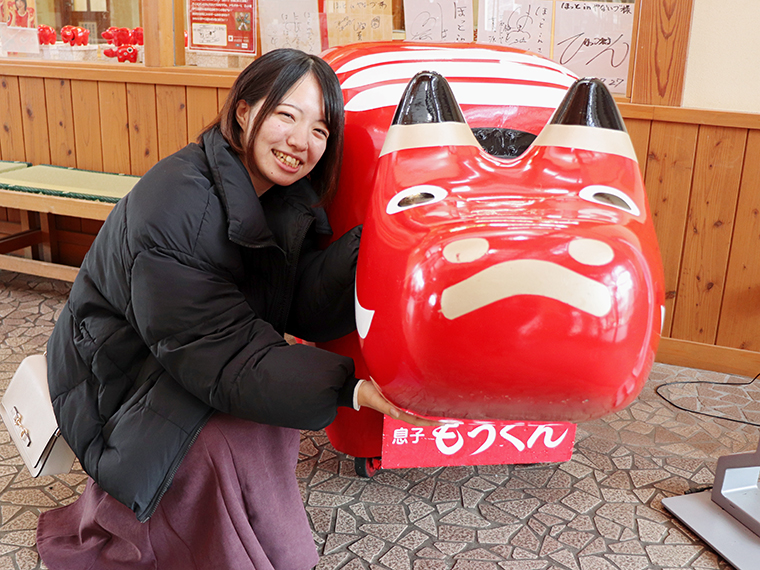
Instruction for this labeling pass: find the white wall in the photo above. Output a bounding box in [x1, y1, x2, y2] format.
[682, 0, 760, 113]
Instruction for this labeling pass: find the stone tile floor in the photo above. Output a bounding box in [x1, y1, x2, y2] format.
[0, 272, 755, 569]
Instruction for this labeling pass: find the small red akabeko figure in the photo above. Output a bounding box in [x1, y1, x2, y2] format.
[60, 25, 89, 46]
[37, 24, 56, 45]
[103, 44, 137, 63]
[101, 26, 132, 47]
[317, 42, 665, 475]
[131, 26, 144, 46]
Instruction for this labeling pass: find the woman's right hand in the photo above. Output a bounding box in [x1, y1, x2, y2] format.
[356, 379, 441, 427]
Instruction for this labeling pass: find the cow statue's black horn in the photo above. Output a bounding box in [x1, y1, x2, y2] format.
[391, 71, 466, 126]
[551, 77, 627, 131]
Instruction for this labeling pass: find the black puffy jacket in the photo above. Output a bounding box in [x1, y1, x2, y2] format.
[47, 126, 361, 522]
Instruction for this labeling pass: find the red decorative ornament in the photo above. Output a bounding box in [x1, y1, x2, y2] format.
[131, 27, 144, 46]
[60, 25, 89, 46]
[101, 26, 132, 47]
[37, 25, 56, 45]
[103, 44, 137, 63]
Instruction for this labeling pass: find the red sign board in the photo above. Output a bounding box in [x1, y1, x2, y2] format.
[187, 0, 256, 54]
[382, 416, 576, 469]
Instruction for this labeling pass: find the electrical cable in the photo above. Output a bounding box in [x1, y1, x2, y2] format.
[655, 372, 760, 428]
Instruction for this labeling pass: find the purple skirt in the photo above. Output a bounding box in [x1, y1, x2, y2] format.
[37, 413, 319, 570]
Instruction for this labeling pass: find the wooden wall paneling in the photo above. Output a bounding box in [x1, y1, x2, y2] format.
[0, 76, 26, 162]
[631, 0, 695, 106]
[126, 83, 159, 176]
[141, 0, 176, 67]
[43, 78, 77, 168]
[657, 337, 760, 378]
[98, 82, 132, 175]
[173, 0, 186, 67]
[625, 0, 643, 100]
[71, 80, 104, 172]
[186, 86, 219, 144]
[716, 129, 760, 351]
[670, 126, 748, 344]
[156, 85, 188, 160]
[624, 118, 652, 178]
[644, 120, 698, 336]
[218, 88, 230, 112]
[17, 77, 51, 165]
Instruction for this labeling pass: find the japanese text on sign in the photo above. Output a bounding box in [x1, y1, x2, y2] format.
[326, 0, 392, 46]
[382, 417, 576, 468]
[404, 0, 474, 43]
[477, 0, 552, 56]
[260, 0, 321, 55]
[553, 1, 634, 92]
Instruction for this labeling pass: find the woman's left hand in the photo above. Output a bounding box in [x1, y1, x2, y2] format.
[357, 379, 441, 427]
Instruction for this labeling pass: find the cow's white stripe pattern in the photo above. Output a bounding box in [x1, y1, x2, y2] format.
[345, 81, 568, 112]
[335, 47, 575, 77]
[340, 61, 576, 90]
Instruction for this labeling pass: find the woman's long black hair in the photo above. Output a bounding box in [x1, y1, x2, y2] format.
[201, 49, 344, 203]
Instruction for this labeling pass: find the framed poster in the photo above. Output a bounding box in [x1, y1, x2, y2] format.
[187, 0, 256, 55]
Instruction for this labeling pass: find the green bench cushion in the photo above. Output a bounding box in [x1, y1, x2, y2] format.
[0, 165, 140, 203]
[0, 161, 30, 174]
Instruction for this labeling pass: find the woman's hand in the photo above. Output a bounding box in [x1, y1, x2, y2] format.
[357, 379, 441, 427]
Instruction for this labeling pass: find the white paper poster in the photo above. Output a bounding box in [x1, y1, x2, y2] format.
[553, 1, 634, 93]
[0, 23, 39, 54]
[260, 0, 321, 55]
[477, 0, 553, 56]
[404, 0, 474, 43]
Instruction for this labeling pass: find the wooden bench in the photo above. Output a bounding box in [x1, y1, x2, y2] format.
[0, 164, 139, 282]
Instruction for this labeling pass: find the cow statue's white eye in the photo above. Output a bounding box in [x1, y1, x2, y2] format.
[579, 185, 640, 216]
[387, 185, 448, 214]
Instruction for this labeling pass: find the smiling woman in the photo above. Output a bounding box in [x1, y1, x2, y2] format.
[35, 48, 427, 570]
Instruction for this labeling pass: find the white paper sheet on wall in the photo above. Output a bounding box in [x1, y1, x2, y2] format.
[259, 0, 321, 55]
[0, 24, 39, 54]
[553, 1, 634, 93]
[404, 0, 474, 43]
[477, 0, 553, 56]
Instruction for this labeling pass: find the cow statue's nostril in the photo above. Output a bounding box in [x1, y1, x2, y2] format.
[568, 238, 614, 266]
[443, 238, 490, 263]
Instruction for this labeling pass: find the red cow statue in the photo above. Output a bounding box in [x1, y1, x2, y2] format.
[317, 43, 665, 476]
[103, 45, 138, 63]
[101, 26, 132, 47]
[38, 25, 56, 45]
[132, 27, 144, 46]
[60, 25, 89, 46]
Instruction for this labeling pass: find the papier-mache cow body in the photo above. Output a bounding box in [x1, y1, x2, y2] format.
[317, 42, 665, 467]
